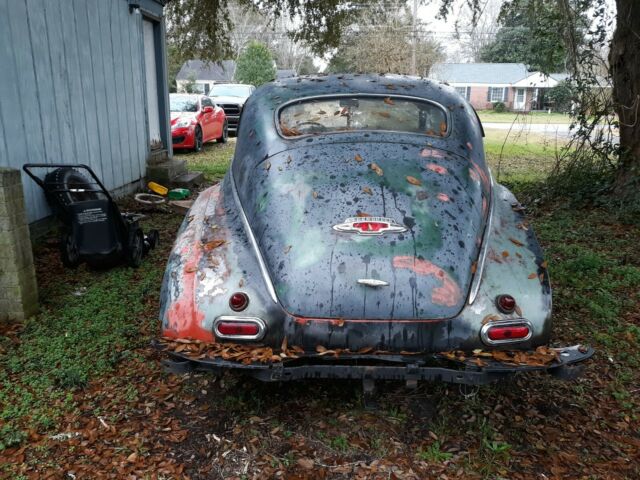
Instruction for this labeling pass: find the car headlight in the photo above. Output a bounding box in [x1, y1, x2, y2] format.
[174, 119, 191, 128]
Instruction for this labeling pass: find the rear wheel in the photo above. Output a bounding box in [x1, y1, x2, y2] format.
[126, 227, 144, 268]
[193, 126, 203, 152]
[217, 120, 228, 143]
[44, 168, 100, 207]
[60, 230, 80, 268]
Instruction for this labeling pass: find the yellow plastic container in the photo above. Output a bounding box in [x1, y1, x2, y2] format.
[147, 181, 168, 196]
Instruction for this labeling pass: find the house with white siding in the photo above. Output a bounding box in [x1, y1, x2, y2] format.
[0, 0, 173, 227]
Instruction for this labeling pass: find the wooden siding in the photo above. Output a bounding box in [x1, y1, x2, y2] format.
[0, 0, 154, 222]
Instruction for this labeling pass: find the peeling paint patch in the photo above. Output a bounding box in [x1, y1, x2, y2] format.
[392, 256, 461, 307]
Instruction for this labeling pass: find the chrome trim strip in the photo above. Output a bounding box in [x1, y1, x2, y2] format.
[357, 278, 390, 287]
[214, 316, 267, 341]
[229, 170, 279, 303]
[480, 319, 533, 346]
[468, 168, 495, 305]
[274, 93, 452, 140]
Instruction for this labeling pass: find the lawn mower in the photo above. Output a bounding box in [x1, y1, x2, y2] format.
[23, 164, 159, 268]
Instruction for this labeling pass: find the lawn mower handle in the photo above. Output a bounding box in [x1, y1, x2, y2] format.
[22, 163, 114, 202]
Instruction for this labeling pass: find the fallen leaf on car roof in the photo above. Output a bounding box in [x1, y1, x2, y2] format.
[510, 237, 524, 247]
[362, 186, 373, 195]
[354, 153, 363, 162]
[370, 163, 384, 176]
[203, 240, 225, 251]
[356, 211, 372, 217]
[406, 176, 422, 186]
[528, 273, 537, 279]
[383, 97, 395, 105]
[502, 251, 509, 258]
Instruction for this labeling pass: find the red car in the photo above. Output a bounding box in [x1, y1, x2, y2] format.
[170, 94, 228, 151]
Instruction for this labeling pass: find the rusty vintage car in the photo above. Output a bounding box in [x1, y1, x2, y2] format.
[159, 74, 592, 388]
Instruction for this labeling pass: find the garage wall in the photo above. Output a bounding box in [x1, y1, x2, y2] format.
[0, 0, 165, 223]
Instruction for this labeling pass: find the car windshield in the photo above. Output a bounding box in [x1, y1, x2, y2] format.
[279, 96, 448, 137]
[170, 96, 198, 112]
[211, 85, 252, 97]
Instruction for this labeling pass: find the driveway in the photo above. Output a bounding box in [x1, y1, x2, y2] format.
[483, 122, 618, 141]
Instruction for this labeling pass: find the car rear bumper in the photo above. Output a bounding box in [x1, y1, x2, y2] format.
[158, 343, 594, 385]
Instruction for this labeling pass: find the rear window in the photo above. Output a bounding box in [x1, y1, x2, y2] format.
[278, 96, 448, 137]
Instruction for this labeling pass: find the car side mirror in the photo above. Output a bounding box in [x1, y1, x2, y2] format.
[202, 106, 214, 113]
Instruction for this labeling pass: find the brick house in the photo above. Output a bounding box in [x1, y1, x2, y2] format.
[429, 63, 568, 112]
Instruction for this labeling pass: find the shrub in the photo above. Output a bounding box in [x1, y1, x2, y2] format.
[493, 102, 506, 113]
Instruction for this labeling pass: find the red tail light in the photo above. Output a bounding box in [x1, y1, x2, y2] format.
[217, 321, 260, 336]
[481, 320, 532, 345]
[487, 325, 530, 341]
[214, 317, 266, 340]
[229, 292, 249, 311]
[496, 294, 516, 314]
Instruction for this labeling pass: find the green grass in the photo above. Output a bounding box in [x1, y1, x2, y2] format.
[0, 215, 181, 451]
[483, 128, 565, 183]
[175, 139, 235, 181]
[478, 111, 573, 124]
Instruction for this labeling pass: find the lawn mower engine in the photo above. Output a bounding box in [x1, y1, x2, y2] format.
[23, 164, 159, 268]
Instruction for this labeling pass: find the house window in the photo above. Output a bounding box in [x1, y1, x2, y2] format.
[489, 87, 506, 103]
[454, 86, 471, 100]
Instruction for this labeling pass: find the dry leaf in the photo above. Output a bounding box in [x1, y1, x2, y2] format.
[316, 345, 327, 353]
[127, 452, 138, 463]
[362, 186, 373, 195]
[297, 458, 314, 470]
[383, 97, 395, 105]
[482, 314, 501, 325]
[356, 211, 372, 217]
[370, 163, 384, 176]
[528, 273, 537, 279]
[284, 245, 292, 254]
[471, 261, 477, 274]
[312, 191, 318, 199]
[541, 260, 548, 269]
[502, 251, 510, 258]
[281, 336, 288, 352]
[406, 176, 422, 186]
[264, 161, 271, 171]
[354, 153, 363, 162]
[509, 237, 524, 247]
[203, 240, 225, 251]
[185, 265, 197, 273]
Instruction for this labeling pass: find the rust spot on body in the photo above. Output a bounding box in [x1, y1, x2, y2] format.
[392, 256, 461, 307]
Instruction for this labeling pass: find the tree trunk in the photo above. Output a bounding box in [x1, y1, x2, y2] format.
[610, 0, 640, 197]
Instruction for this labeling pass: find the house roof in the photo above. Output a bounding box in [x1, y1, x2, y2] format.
[276, 69, 296, 80]
[176, 60, 237, 82]
[430, 63, 530, 85]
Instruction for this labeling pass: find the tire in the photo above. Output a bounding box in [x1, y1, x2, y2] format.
[126, 227, 144, 268]
[146, 229, 160, 250]
[44, 168, 100, 207]
[217, 120, 228, 143]
[193, 126, 203, 152]
[60, 230, 80, 268]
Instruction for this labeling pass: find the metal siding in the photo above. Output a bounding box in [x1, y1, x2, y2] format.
[0, 0, 159, 222]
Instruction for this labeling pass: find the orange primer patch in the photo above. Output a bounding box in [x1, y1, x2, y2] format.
[392, 256, 461, 307]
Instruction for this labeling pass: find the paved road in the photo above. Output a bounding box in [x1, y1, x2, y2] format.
[483, 122, 618, 141]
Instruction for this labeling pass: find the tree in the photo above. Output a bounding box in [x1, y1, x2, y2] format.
[234, 41, 276, 86]
[478, 0, 586, 73]
[327, 1, 443, 75]
[609, 0, 640, 197]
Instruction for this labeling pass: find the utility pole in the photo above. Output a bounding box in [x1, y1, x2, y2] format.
[411, 0, 418, 75]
